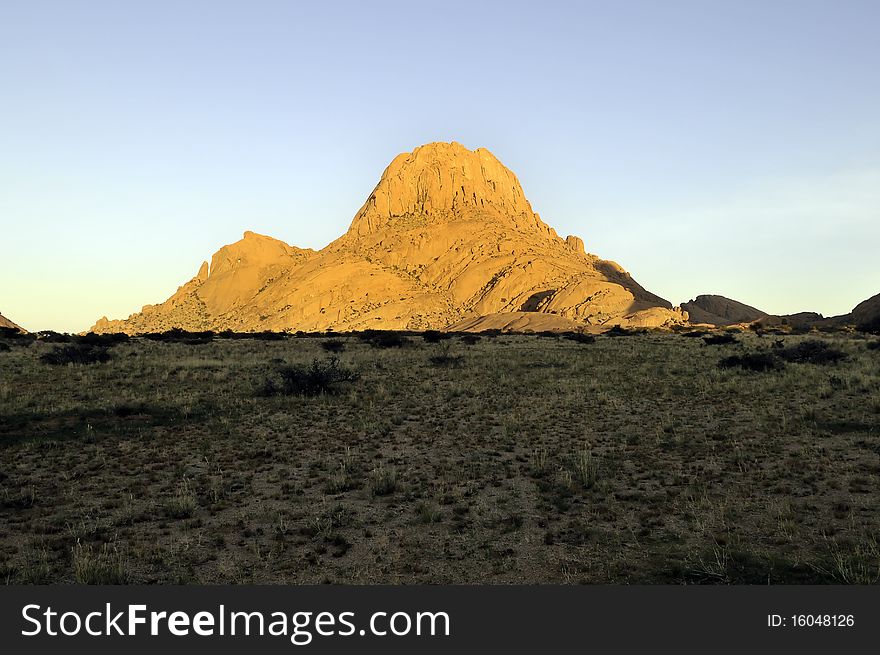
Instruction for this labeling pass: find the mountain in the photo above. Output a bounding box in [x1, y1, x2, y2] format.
[91, 142, 686, 334]
[681, 290, 880, 332]
[680, 294, 767, 326]
[0, 312, 25, 333]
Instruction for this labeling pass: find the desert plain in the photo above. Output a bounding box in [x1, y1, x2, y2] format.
[1, 327, 878, 584]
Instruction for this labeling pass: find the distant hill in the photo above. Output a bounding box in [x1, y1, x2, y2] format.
[92, 142, 686, 334]
[680, 291, 880, 332]
[680, 294, 767, 326]
[850, 292, 880, 331]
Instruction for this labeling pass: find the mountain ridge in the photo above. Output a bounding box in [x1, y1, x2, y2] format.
[91, 142, 688, 334]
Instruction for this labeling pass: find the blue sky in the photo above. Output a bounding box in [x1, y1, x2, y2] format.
[1, 0, 878, 332]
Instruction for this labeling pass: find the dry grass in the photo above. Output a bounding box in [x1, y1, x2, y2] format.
[1, 331, 878, 583]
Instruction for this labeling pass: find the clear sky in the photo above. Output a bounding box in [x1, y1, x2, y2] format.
[1, 0, 878, 332]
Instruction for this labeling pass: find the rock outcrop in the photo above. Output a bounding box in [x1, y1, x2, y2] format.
[850, 292, 880, 330]
[681, 294, 767, 326]
[0, 312, 25, 333]
[91, 142, 685, 334]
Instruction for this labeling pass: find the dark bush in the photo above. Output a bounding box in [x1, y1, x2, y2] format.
[259, 357, 360, 396]
[867, 340, 880, 351]
[0, 327, 25, 339]
[719, 352, 783, 372]
[857, 317, 880, 335]
[252, 331, 287, 341]
[35, 331, 71, 343]
[77, 332, 129, 346]
[369, 332, 407, 348]
[422, 330, 452, 343]
[41, 344, 111, 366]
[320, 339, 346, 353]
[776, 340, 847, 365]
[703, 333, 738, 345]
[459, 334, 481, 345]
[0, 327, 33, 346]
[143, 328, 213, 344]
[0, 342, 9, 352]
[562, 332, 596, 344]
[214, 330, 285, 340]
[680, 330, 708, 338]
[605, 325, 642, 337]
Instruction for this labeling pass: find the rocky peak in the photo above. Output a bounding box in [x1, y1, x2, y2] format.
[565, 235, 585, 253]
[346, 142, 545, 237]
[207, 231, 313, 278]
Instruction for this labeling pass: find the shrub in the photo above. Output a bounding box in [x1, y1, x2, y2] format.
[19, 547, 51, 584]
[72, 542, 127, 584]
[215, 330, 284, 340]
[416, 502, 443, 524]
[260, 357, 360, 396]
[703, 333, 738, 345]
[776, 340, 847, 365]
[530, 447, 550, 477]
[325, 465, 354, 494]
[562, 332, 596, 344]
[0, 342, 9, 353]
[251, 331, 287, 341]
[605, 325, 641, 337]
[574, 449, 599, 489]
[41, 344, 111, 366]
[719, 352, 783, 372]
[459, 334, 481, 345]
[217, 330, 246, 340]
[422, 330, 452, 343]
[0, 327, 26, 339]
[35, 331, 71, 343]
[320, 339, 346, 353]
[0, 328, 34, 347]
[370, 333, 407, 348]
[856, 317, 880, 335]
[867, 340, 880, 351]
[369, 465, 398, 496]
[164, 480, 196, 519]
[355, 330, 408, 347]
[142, 328, 213, 344]
[680, 330, 708, 338]
[77, 332, 129, 346]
